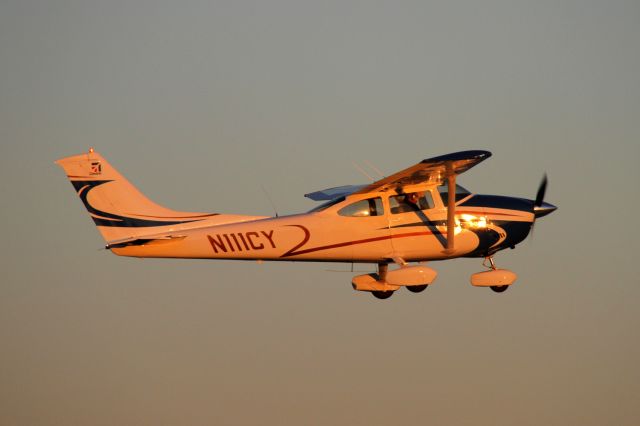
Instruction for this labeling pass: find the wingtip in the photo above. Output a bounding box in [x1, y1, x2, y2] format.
[422, 150, 492, 164]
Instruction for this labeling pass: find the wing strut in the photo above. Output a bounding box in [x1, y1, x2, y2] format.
[445, 162, 456, 254]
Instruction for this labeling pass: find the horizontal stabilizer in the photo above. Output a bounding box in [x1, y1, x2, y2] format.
[106, 234, 186, 249]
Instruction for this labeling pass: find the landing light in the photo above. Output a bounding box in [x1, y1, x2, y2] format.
[457, 214, 489, 230]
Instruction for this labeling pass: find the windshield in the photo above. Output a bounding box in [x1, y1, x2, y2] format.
[438, 184, 471, 206]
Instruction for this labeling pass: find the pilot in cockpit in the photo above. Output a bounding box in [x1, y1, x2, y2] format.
[390, 191, 427, 214]
[405, 192, 420, 209]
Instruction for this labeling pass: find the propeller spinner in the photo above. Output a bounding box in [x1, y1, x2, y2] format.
[533, 174, 557, 218]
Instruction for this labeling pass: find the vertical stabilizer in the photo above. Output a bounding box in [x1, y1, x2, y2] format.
[55, 149, 248, 242]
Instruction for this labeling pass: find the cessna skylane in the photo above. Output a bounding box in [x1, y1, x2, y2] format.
[56, 149, 556, 299]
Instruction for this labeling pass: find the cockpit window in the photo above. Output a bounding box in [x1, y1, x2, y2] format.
[390, 192, 435, 214]
[338, 197, 384, 217]
[438, 184, 471, 206]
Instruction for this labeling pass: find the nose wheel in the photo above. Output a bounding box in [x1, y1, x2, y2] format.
[470, 256, 517, 292]
[484, 257, 509, 293]
[482, 256, 509, 293]
[406, 284, 429, 293]
[483, 256, 497, 270]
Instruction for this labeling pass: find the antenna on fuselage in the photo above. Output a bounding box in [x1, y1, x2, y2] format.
[363, 160, 384, 178]
[352, 162, 375, 182]
[260, 185, 279, 218]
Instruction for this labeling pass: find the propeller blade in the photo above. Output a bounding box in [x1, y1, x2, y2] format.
[530, 218, 537, 241]
[534, 174, 548, 207]
[530, 174, 556, 240]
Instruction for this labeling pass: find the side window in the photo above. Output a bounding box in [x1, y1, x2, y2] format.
[390, 192, 435, 214]
[338, 197, 384, 217]
[420, 192, 435, 210]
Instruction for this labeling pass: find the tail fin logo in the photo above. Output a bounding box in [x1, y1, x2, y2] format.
[90, 162, 102, 175]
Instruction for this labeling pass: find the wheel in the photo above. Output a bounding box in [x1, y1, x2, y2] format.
[372, 290, 394, 299]
[490, 285, 509, 293]
[406, 284, 428, 293]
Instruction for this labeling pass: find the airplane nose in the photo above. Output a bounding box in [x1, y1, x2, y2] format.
[534, 201, 557, 218]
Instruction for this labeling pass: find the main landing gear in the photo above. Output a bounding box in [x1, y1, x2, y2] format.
[470, 256, 517, 293]
[371, 282, 428, 299]
[370, 264, 396, 300]
[351, 262, 437, 299]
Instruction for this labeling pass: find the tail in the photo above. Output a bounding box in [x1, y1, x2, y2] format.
[56, 148, 251, 243]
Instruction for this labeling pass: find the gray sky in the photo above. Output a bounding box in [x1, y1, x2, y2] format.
[1, 0, 639, 424]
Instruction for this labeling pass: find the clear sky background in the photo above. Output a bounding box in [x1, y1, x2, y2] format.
[1, 1, 639, 424]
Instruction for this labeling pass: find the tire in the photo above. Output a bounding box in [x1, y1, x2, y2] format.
[372, 290, 394, 299]
[406, 284, 429, 293]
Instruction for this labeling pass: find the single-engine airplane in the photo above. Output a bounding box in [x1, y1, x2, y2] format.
[56, 149, 556, 299]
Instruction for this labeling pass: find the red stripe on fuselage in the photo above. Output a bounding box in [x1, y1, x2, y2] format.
[280, 230, 441, 258]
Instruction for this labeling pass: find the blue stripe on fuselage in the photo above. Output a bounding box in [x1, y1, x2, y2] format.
[460, 195, 533, 212]
[459, 194, 533, 255]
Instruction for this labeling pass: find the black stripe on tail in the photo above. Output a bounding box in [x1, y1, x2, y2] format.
[71, 180, 210, 228]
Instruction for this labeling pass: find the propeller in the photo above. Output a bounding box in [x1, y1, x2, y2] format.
[530, 174, 556, 239]
[534, 173, 547, 208]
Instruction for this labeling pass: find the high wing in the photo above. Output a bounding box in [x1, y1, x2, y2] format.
[354, 150, 491, 195]
[345, 150, 492, 254]
[305, 151, 491, 202]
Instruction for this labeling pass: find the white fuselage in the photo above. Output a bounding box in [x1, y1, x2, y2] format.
[111, 188, 533, 263]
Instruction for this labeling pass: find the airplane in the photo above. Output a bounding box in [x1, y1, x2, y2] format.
[56, 149, 556, 299]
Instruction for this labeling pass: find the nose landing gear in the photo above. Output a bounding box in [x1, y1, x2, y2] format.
[470, 256, 517, 293]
